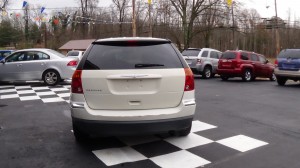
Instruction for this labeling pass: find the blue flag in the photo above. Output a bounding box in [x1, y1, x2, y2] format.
[22, 1, 28, 8]
[41, 7, 45, 13]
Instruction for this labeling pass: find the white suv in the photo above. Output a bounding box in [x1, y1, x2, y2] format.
[70, 37, 196, 140]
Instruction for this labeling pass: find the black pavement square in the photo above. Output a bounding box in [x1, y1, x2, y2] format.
[85, 137, 127, 151]
[132, 140, 181, 158]
[188, 142, 240, 162]
[195, 127, 237, 141]
[109, 159, 159, 168]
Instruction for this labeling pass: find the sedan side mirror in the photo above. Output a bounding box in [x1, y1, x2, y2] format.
[0, 59, 5, 64]
[265, 60, 269, 64]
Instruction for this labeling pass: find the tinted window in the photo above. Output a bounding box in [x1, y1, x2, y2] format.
[67, 51, 80, 57]
[84, 43, 183, 70]
[6, 52, 25, 62]
[210, 51, 219, 59]
[250, 54, 259, 61]
[182, 49, 201, 57]
[201, 51, 209, 58]
[278, 49, 300, 59]
[221, 52, 236, 59]
[258, 55, 267, 63]
[47, 49, 66, 58]
[241, 52, 249, 60]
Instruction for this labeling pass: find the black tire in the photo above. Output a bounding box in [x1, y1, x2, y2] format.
[42, 70, 61, 86]
[73, 123, 89, 142]
[220, 75, 229, 81]
[276, 76, 287, 86]
[202, 66, 212, 79]
[176, 125, 192, 136]
[242, 69, 252, 82]
[270, 72, 276, 81]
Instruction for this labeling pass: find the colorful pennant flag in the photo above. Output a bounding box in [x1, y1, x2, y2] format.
[22, 1, 28, 8]
[41, 7, 45, 13]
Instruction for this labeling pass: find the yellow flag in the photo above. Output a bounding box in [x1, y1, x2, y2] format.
[227, 0, 232, 7]
[148, 0, 152, 4]
[2, 11, 7, 16]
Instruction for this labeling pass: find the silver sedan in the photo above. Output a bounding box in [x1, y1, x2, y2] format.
[0, 49, 77, 86]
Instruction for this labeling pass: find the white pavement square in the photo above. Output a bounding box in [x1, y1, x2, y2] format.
[20, 96, 40, 101]
[42, 97, 65, 103]
[0, 94, 19, 99]
[165, 133, 214, 149]
[92, 147, 147, 166]
[150, 150, 211, 168]
[191, 120, 217, 133]
[0, 89, 16, 93]
[50, 88, 69, 92]
[17, 90, 35, 94]
[36, 91, 56, 96]
[216, 135, 269, 152]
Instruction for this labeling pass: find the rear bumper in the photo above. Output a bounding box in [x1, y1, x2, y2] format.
[60, 66, 76, 79]
[217, 68, 243, 77]
[72, 116, 193, 136]
[274, 68, 300, 79]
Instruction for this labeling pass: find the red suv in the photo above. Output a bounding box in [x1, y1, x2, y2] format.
[217, 51, 276, 81]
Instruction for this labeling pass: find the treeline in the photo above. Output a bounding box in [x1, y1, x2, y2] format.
[1, 0, 300, 57]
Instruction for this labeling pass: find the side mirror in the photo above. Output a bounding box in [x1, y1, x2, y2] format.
[0, 59, 5, 64]
[265, 60, 269, 64]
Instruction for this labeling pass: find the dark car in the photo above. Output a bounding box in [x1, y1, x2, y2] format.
[217, 50, 276, 81]
[274, 49, 300, 86]
[0, 50, 14, 60]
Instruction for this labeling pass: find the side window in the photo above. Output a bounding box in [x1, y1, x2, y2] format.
[210, 51, 219, 59]
[36, 52, 50, 60]
[6, 52, 25, 62]
[241, 52, 249, 60]
[258, 55, 267, 63]
[201, 51, 209, 58]
[250, 54, 259, 61]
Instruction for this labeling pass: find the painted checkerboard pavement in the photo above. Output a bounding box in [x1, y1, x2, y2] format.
[88, 120, 268, 167]
[0, 84, 70, 103]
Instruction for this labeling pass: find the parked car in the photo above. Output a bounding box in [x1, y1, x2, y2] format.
[217, 50, 276, 81]
[0, 49, 77, 86]
[274, 49, 300, 86]
[182, 48, 222, 78]
[0, 50, 14, 60]
[70, 37, 195, 140]
[66, 50, 84, 60]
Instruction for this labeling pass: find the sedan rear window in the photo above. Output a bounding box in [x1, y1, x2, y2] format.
[67, 51, 79, 56]
[221, 52, 237, 59]
[278, 49, 300, 59]
[182, 49, 201, 57]
[83, 42, 183, 70]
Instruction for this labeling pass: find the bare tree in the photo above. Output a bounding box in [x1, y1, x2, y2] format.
[112, 0, 129, 36]
[169, 0, 220, 49]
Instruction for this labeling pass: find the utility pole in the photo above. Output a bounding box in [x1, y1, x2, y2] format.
[44, 23, 47, 48]
[148, 2, 152, 37]
[231, 3, 235, 50]
[274, 0, 280, 55]
[132, 0, 136, 37]
[24, 5, 29, 45]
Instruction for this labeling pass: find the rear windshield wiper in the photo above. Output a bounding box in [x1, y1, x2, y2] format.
[135, 63, 165, 68]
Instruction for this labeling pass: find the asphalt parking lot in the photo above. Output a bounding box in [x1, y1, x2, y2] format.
[0, 78, 300, 168]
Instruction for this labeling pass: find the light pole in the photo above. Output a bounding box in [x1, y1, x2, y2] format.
[132, 0, 136, 37]
[275, 0, 280, 55]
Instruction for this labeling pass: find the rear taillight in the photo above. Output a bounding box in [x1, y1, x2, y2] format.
[274, 59, 278, 66]
[67, 60, 78, 66]
[71, 70, 83, 94]
[196, 59, 202, 64]
[184, 68, 194, 91]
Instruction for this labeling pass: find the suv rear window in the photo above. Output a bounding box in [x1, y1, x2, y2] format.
[83, 42, 183, 70]
[278, 49, 300, 59]
[182, 49, 201, 57]
[221, 52, 236, 59]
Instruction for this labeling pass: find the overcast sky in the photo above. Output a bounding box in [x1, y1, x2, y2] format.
[7, 0, 299, 21]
